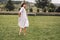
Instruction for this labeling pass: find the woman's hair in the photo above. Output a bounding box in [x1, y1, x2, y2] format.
[21, 3, 26, 7]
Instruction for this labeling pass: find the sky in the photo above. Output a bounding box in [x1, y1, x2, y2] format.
[51, 0, 60, 3]
[12, 0, 35, 3]
[12, 0, 60, 3]
[26, 0, 35, 3]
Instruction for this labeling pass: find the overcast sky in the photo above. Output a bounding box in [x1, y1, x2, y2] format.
[12, 0, 60, 3]
[12, 0, 35, 3]
[51, 0, 60, 3]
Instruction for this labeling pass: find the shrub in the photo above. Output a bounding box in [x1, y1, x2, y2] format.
[37, 9, 39, 12]
[29, 8, 33, 12]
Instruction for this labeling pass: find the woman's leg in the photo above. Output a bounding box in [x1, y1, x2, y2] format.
[19, 27, 23, 35]
[23, 27, 27, 35]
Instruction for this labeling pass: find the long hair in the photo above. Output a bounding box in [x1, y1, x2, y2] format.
[21, 3, 26, 7]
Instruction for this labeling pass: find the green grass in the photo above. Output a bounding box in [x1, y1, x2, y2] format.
[0, 15, 60, 40]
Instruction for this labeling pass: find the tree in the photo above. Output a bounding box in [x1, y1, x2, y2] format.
[48, 3, 56, 12]
[55, 7, 60, 12]
[35, 0, 49, 9]
[5, 0, 15, 11]
[35, 0, 56, 12]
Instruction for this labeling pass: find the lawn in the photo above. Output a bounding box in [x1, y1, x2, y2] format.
[0, 15, 60, 40]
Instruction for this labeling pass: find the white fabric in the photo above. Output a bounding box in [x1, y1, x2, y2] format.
[18, 7, 29, 28]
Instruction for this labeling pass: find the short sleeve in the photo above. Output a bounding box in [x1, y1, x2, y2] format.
[19, 7, 23, 13]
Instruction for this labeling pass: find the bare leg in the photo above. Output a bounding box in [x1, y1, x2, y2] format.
[19, 27, 22, 35]
[23, 27, 27, 35]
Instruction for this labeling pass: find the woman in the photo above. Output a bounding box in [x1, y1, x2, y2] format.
[18, 3, 29, 35]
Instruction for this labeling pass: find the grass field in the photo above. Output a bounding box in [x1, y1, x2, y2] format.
[0, 15, 60, 40]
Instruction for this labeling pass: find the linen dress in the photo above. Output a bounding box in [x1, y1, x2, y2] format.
[18, 7, 29, 28]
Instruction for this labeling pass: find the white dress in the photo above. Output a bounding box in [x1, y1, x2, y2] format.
[18, 7, 29, 28]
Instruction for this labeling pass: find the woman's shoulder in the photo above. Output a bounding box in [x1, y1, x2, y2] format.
[20, 7, 24, 11]
[21, 7, 24, 9]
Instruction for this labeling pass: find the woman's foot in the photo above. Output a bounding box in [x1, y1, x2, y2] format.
[24, 33, 26, 36]
[19, 32, 21, 35]
[19, 28, 23, 35]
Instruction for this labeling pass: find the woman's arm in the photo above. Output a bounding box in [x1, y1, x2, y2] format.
[18, 12, 21, 17]
[18, 7, 23, 17]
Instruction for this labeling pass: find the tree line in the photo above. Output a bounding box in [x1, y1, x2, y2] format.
[5, 0, 60, 12]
